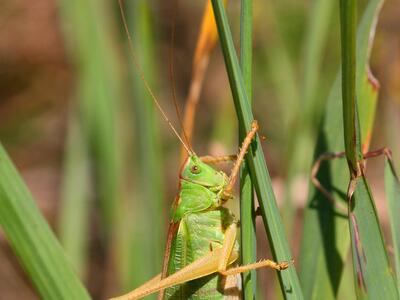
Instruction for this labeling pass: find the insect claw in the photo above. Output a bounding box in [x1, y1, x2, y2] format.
[251, 120, 259, 131]
[278, 261, 290, 270]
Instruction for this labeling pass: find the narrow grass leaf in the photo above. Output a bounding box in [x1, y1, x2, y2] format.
[0, 144, 91, 300]
[348, 177, 398, 298]
[211, 1, 303, 298]
[299, 1, 385, 298]
[339, 0, 361, 173]
[239, 0, 257, 298]
[384, 155, 400, 290]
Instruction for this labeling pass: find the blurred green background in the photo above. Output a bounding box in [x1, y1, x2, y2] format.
[0, 0, 399, 299]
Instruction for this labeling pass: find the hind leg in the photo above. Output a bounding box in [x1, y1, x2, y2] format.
[110, 223, 288, 300]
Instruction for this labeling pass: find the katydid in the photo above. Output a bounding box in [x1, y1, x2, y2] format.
[112, 122, 288, 300]
[113, 2, 289, 299]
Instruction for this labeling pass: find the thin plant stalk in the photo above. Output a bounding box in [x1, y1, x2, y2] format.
[239, 0, 257, 299]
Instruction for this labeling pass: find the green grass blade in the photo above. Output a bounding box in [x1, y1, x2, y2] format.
[339, 0, 362, 173]
[58, 111, 91, 277]
[0, 144, 91, 300]
[122, 0, 165, 291]
[348, 177, 398, 298]
[299, 1, 385, 298]
[239, 0, 257, 299]
[211, 1, 303, 298]
[385, 154, 400, 290]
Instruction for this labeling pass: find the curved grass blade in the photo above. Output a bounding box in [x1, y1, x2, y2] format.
[385, 154, 400, 290]
[0, 144, 91, 300]
[299, 1, 386, 298]
[210, 1, 303, 298]
[239, 0, 257, 298]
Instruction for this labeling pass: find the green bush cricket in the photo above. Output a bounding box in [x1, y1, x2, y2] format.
[112, 2, 290, 299]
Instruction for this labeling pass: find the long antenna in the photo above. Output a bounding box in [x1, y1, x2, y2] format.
[168, 0, 192, 152]
[118, 0, 193, 155]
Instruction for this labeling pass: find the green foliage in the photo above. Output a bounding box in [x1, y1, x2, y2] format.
[0, 145, 90, 300]
[339, 0, 361, 172]
[349, 177, 398, 298]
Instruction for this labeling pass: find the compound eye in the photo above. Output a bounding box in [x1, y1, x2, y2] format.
[191, 165, 201, 174]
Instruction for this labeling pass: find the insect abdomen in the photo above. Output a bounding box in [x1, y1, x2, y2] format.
[164, 209, 237, 299]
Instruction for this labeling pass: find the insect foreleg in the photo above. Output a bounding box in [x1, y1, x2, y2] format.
[224, 120, 259, 195]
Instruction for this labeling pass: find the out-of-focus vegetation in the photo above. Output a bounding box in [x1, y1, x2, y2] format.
[0, 0, 399, 299]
